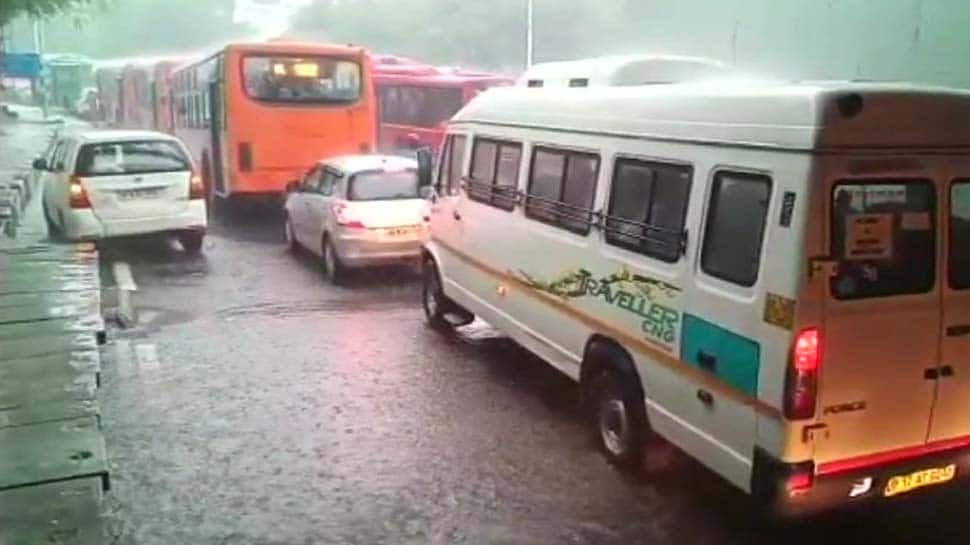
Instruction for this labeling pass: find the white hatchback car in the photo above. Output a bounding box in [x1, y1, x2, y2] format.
[38, 130, 207, 252]
[283, 155, 429, 283]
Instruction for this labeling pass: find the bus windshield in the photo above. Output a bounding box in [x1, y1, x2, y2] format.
[243, 55, 362, 104]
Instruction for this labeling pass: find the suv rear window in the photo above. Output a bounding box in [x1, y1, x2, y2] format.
[952, 181, 970, 290]
[830, 180, 936, 300]
[75, 140, 191, 177]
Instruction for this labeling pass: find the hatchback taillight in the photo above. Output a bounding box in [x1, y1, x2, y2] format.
[189, 172, 205, 200]
[69, 176, 91, 209]
[332, 202, 366, 229]
[784, 328, 821, 420]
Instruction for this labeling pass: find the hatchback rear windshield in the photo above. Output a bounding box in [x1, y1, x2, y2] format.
[830, 180, 936, 300]
[348, 170, 419, 201]
[75, 140, 191, 177]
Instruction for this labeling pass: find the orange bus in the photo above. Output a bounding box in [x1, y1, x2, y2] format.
[169, 41, 376, 202]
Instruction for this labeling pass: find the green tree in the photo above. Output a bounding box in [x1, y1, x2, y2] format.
[0, 0, 96, 26]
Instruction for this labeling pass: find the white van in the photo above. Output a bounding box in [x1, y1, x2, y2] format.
[418, 79, 970, 516]
[517, 54, 732, 88]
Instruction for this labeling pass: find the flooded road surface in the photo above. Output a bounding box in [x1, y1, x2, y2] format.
[94, 207, 970, 545]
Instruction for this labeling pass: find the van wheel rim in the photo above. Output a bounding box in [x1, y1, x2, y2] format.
[599, 399, 629, 456]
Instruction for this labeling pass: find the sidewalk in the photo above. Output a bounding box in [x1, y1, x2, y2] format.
[0, 114, 109, 545]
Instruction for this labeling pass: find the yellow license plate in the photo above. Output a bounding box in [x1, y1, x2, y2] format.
[884, 464, 957, 497]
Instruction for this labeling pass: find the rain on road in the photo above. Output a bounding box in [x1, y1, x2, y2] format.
[93, 207, 969, 545]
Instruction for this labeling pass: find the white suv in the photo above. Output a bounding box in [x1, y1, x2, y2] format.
[37, 130, 207, 252]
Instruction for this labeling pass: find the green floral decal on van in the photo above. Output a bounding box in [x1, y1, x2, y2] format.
[516, 267, 681, 346]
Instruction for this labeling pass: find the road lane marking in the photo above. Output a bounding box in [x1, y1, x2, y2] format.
[112, 261, 138, 292]
[135, 343, 160, 373]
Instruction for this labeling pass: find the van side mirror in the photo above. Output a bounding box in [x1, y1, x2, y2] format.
[32, 157, 48, 171]
[416, 147, 433, 189]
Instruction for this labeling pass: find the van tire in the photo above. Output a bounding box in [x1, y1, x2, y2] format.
[422, 258, 473, 331]
[178, 231, 204, 254]
[589, 370, 648, 469]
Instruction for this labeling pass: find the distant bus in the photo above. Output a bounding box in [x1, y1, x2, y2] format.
[150, 60, 183, 134]
[373, 63, 512, 153]
[94, 66, 121, 124]
[169, 41, 377, 202]
[117, 63, 153, 129]
[45, 54, 94, 111]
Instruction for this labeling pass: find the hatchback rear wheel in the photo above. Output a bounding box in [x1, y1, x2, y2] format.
[322, 236, 347, 284]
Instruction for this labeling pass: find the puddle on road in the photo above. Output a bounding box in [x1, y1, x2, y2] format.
[214, 298, 416, 320]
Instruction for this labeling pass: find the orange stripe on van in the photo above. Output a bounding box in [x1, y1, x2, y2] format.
[433, 237, 785, 421]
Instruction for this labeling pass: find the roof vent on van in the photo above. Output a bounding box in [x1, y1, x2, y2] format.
[517, 54, 732, 88]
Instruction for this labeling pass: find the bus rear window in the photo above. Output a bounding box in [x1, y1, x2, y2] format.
[379, 85, 464, 128]
[243, 56, 361, 104]
[952, 181, 970, 290]
[75, 140, 190, 177]
[830, 181, 936, 300]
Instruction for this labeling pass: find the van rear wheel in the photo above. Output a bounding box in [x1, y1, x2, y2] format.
[590, 371, 647, 469]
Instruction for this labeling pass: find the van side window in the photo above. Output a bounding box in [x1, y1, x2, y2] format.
[447, 135, 467, 196]
[701, 171, 772, 287]
[467, 137, 521, 211]
[952, 182, 970, 290]
[830, 180, 936, 299]
[605, 159, 692, 262]
[525, 146, 600, 235]
[435, 136, 452, 194]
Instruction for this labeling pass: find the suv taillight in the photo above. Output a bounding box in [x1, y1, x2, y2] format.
[69, 176, 91, 208]
[784, 328, 821, 420]
[189, 172, 205, 200]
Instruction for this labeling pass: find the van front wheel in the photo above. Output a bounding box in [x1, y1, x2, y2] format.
[590, 371, 647, 469]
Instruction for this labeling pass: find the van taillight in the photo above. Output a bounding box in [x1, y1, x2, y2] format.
[238, 142, 253, 172]
[189, 173, 205, 200]
[784, 328, 821, 420]
[69, 176, 91, 209]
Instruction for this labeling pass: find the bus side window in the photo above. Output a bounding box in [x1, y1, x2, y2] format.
[700, 171, 772, 287]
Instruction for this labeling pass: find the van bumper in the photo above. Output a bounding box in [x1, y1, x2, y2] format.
[753, 445, 970, 518]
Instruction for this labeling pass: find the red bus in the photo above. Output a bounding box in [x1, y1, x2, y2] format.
[151, 60, 184, 134]
[373, 64, 513, 153]
[168, 41, 377, 202]
[117, 63, 153, 129]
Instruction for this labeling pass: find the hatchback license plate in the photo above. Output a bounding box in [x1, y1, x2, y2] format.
[381, 226, 419, 239]
[118, 188, 161, 200]
[884, 464, 956, 497]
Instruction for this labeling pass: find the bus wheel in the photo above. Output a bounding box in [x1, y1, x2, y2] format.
[589, 369, 648, 469]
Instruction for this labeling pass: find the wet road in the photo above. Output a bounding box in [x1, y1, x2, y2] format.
[86, 207, 970, 545]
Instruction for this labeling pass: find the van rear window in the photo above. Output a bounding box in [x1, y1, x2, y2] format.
[951, 182, 970, 290]
[830, 181, 936, 300]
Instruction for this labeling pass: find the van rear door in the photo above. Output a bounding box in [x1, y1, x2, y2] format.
[927, 180, 970, 443]
[816, 179, 940, 464]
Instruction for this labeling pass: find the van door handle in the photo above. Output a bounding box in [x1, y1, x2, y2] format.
[453, 210, 462, 221]
[697, 351, 717, 372]
[696, 389, 714, 406]
[946, 324, 970, 338]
